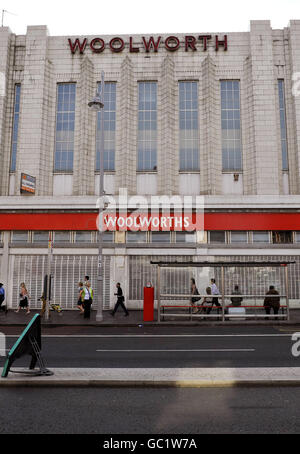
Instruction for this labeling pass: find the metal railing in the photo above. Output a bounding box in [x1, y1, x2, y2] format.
[158, 294, 288, 322]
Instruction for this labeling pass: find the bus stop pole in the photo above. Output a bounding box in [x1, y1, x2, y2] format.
[285, 265, 290, 321]
[45, 232, 53, 322]
[221, 266, 225, 322]
[157, 266, 161, 323]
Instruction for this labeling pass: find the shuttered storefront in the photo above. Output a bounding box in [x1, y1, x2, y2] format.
[129, 255, 193, 301]
[129, 255, 300, 302]
[11, 255, 111, 310]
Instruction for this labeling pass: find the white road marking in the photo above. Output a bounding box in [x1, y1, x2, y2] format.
[96, 349, 256, 353]
[5, 334, 292, 338]
[46, 334, 289, 338]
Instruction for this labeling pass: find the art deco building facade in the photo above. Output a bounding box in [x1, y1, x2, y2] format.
[0, 20, 300, 309]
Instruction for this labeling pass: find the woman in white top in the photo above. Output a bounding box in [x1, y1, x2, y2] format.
[15, 283, 30, 315]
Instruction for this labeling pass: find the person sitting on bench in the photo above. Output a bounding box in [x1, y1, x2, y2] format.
[264, 285, 280, 317]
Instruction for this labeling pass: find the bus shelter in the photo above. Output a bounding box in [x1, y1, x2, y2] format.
[150, 261, 295, 323]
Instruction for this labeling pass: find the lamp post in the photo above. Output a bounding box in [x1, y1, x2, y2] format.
[88, 71, 105, 322]
[45, 231, 53, 322]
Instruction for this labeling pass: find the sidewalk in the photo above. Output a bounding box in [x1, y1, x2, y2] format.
[2, 367, 300, 387]
[1, 309, 300, 326]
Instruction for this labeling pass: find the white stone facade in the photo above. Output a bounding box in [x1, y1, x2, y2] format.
[0, 21, 299, 197]
[0, 21, 300, 310]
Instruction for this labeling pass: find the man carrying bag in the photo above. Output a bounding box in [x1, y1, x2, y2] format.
[111, 283, 129, 317]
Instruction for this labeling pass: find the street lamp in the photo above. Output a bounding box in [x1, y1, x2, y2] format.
[88, 71, 105, 322]
[88, 93, 104, 111]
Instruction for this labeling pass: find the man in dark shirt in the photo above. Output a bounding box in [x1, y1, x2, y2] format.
[230, 285, 243, 307]
[111, 283, 129, 317]
[264, 285, 280, 316]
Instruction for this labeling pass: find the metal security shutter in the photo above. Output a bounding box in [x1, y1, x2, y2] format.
[129, 255, 300, 302]
[214, 255, 299, 300]
[129, 255, 193, 301]
[12, 255, 47, 309]
[12, 255, 111, 310]
[52, 255, 111, 310]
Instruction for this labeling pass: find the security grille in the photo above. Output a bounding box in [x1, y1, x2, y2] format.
[213, 255, 299, 299]
[129, 255, 193, 300]
[12, 255, 111, 310]
[129, 255, 300, 302]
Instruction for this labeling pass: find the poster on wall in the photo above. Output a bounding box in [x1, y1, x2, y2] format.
[20, 173, 36, 195]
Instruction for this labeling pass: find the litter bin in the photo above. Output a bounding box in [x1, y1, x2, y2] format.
[143, 285, 154, 322]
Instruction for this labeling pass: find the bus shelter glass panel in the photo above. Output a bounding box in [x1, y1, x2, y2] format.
[159, 265, 223, 319]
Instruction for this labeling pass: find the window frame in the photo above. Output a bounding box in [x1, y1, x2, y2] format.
[229, 231, 249, 244]
[10, 84, 21, 173]
[54, 83, 76, 173]
[209, 231, 227, 244]
[220, 80, 243, 172]
[137, 81, 158, 172]
[96, 81, 116, 172]
[278, 79, 289, 171]
[178, 81, 200, 172]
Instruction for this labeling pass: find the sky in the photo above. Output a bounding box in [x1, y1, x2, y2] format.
[0, 0, 299, 36]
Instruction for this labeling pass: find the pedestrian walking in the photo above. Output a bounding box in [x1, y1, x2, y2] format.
[190, 278, 201, 314]
[230, 285, 243, 307]
[15, 283, 30, 314]
[264, 285, 280, 317]
[77, 281, 84, 314]
[111, 283, 129, 317]
[82, 282, 93, 319]
[210, 278, 221, 312]
[0, 283, 7, 314]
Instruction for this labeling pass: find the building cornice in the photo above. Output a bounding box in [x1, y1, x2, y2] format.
[0, 195, 300, 211]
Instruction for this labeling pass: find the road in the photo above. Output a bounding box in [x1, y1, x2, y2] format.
[1, 325, 300, 435]
[0, 325, 299, 368]
[0, 386, 299, 434]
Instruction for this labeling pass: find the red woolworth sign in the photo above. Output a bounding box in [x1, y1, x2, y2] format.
[1, 213, 300, 232]
[68, 35, 228, 55]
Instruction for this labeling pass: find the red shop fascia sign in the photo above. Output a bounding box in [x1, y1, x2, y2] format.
[68, 34, 228, 55]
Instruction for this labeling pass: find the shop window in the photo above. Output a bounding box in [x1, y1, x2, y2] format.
[54, 231, 71, 243]
[231, 231, 248, 243]
[32, 231, 49, 243]
[74, 232, 92, 243]
[11, 231, 29, 243]
[252, 231, 270, 243]
[151, 232, 171, 243]
[175, 232, 196, 243]
[210, 231, 226, 244]
[272, 231, 293, 244]
[126, 232, 147, 243]
[95, 232, 114, 243]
